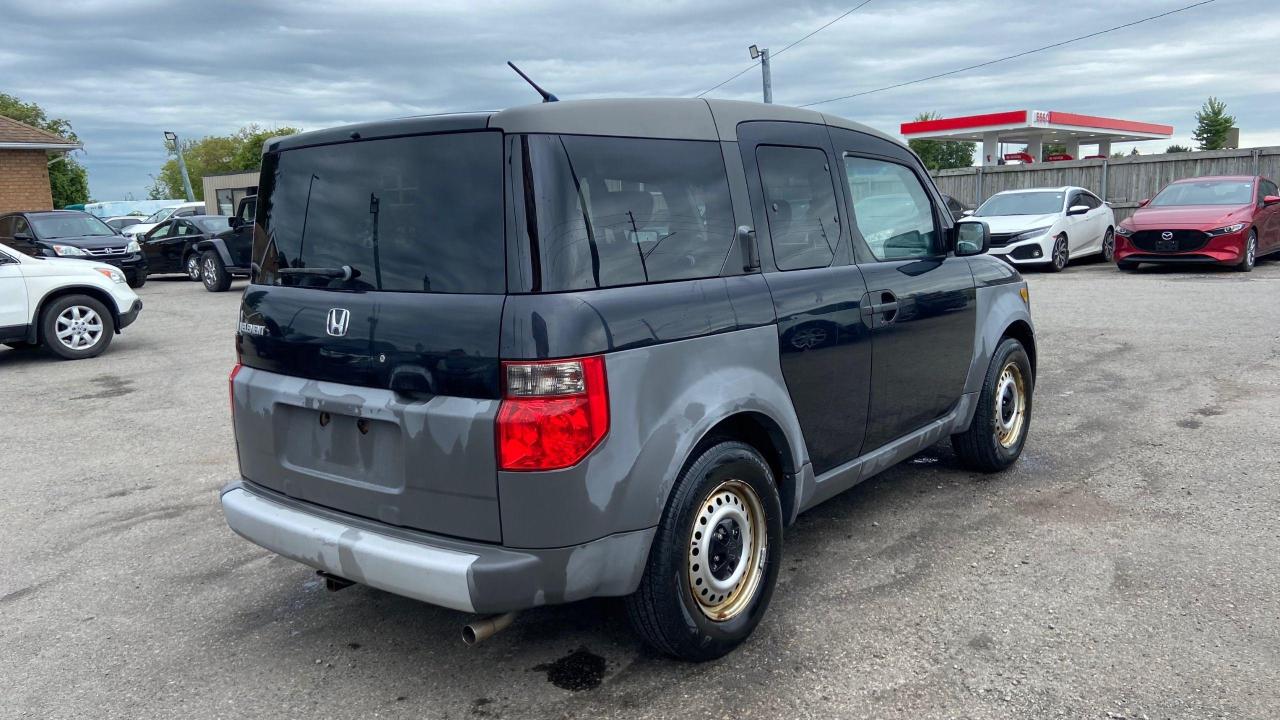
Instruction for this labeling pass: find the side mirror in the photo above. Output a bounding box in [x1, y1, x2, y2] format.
[954, 220, 990, 257]
[12, 232, 33, 244]
[229, 216, 244, 229]
[1067, 204, 1090, 216]
[1137, 198, 1150, 208]
[1264, 195, 1280, 207]
[961, 209, 975, 217]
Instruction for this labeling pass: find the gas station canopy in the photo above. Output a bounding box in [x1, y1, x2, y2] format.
[900, 110, 1174, 166]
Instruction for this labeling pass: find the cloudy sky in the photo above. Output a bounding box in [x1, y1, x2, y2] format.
[2, 0, 1277, 201]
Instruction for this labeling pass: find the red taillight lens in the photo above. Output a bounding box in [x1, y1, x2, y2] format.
[228, 362, 243, 413]
[497, 356, 609, 471]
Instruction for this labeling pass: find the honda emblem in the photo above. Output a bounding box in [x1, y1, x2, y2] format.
[326, 308, 351, 337]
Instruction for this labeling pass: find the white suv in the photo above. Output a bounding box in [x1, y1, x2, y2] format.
[0, 244, 143, 359]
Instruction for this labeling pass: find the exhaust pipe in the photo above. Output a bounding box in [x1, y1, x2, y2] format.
[462, 612, 518, 645]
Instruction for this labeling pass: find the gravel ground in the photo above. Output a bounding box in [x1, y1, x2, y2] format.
[3, 259, 1279, 720]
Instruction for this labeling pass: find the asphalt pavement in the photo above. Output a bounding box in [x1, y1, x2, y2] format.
[3, 259, 1278, 719]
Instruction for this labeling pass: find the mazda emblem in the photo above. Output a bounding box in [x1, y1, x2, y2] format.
[326, 308, 351, 337]
[1161, 231, 1174, 241]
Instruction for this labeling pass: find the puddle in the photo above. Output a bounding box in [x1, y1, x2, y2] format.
[533, 647, 607, 692]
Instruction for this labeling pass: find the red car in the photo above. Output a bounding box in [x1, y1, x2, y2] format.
[1114, 175, 1280, 272]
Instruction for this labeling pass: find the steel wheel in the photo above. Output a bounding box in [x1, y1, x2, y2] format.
[687, 479, 768, 622]
[1101, 228, 1115, 262]
[186, 254, 201, 280]
[993, 360, 1027, 449]
[55, 305, 104, 351]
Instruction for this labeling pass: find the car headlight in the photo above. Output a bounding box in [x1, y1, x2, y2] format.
[52, 244, 87, 257]
[125, 239, 141, 253]
[1012, 226, 1052, 242]
[1206, 223, 1246, 237]
[94, 267, 126, 284]
[1115, 226, 1134, 237]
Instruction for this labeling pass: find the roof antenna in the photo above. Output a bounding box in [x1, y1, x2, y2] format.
[507, 61, 559, 103]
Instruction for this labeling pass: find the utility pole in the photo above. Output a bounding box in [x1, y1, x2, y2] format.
[748, 44, 772, 104]
[164, 131, 195, 202]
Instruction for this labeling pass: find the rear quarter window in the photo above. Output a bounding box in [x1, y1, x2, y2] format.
[514, 134, 736, 291]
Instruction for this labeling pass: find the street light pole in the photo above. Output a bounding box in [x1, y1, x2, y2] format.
[164, 131, 195, 202]
[749, 44, 772, 104]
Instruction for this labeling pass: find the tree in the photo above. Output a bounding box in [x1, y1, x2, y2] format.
[1165, 144, 1192, 154]
[1043, 143, 1067, 160]
[0, 92, 91, 207]
[149, 124, 300, 200]
[1192, 97, 1235, 150]
[907, 112, 975, 171]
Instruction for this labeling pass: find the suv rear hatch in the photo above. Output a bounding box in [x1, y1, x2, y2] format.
[234, 128, 508, 542]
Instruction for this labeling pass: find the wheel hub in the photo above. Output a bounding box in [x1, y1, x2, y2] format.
[687, 480, 768, 622]
[993, 362, 1027, 448]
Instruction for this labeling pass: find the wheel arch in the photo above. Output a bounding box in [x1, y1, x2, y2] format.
[29, 285, 122, 343]
[686, 410, 802, 526]
[1000, 319, 1036, 378]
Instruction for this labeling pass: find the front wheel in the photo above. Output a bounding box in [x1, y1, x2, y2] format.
[127, 270, 147, 289]
[951, 337, 1033, 472]
[625, 441, 783, 661]
[201, 251, 232, 292]
[1235, 230, 1257, 272]
[1047, 234, 1068, 272]
[41, 294, 115, 360]
[1100, 228, 1115, 262]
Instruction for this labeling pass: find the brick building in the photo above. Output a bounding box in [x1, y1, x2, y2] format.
[0, 115, 82, 213]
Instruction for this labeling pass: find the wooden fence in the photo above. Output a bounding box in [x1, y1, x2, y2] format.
[930, 146, 1280, 222]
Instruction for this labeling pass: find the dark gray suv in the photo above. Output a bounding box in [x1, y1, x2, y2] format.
[221, 99, 1035, 661]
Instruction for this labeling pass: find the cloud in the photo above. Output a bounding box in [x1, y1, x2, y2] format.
[0, 0, 1272, 199]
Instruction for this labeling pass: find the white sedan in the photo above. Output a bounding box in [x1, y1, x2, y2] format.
[121, 201, 207, 239]
[969, 187, 1116, 271]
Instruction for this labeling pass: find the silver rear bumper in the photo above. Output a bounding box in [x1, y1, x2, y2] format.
[221, 485, 478, 612]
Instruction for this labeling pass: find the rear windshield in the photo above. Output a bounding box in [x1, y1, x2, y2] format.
[254, 131, 504, 293]
[1151, 180, 1253, 206]
[975, 192, 1064, 217]
[515, 134, 735, 291]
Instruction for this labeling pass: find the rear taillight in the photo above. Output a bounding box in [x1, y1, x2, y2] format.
[228, 362, 243, 413]
[497, 356, 609, 471]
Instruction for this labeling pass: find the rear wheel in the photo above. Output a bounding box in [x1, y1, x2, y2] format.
[41, 295, 115, 360]
[625, 440, 783, 661]
[1100, 228, 1115, 262]
[952, 337, 1032, 472]
[1235, 230, 1257, 272]
[201, 251, 232, 292]
[184, 253, 202, 281]
[1047, 234, 1068, 272]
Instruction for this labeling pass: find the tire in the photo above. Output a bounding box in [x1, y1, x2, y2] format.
[1100, 228, 1115, 263]
[184, 253, 202, 281]
[1117, 261, 1139, 272]
[40, 294, 115, 360]
[201, 251, 232, 292]
[1234, 230, 1257, 273]
[127, 270, 147, 289]
[625, 440, 784, 662]
[1047, 234, 1068, 272]
[951, 337, 1033, 473]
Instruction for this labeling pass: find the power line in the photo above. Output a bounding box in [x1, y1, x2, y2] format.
[797, 0, 1217, 108]
[694, 0, 875, 98]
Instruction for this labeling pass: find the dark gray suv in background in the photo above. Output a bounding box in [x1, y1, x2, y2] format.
[221, 99, 1035, 661]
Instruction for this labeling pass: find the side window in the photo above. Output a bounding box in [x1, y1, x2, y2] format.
[755, 145, 841, 271]
[177, 221, 197, 236]
[0, 217, 11, 238]
[1082, 193, 1101, 210]
[12, 217, 31, 237]
[1258, 180, 1276, 207]
[151, 221, 174, 240]
[239, 199, 256, 225]
[517, 134, 737, 291]
[843, 156, 940, 261]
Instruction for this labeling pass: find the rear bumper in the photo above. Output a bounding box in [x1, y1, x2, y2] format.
[220, 481, 655, 614]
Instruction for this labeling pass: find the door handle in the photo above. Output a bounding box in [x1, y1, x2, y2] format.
[871, 291, 899, 322]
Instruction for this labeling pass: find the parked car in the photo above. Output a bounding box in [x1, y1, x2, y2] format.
[1115, 175, 1280, 272]
[0, 210, 148, 288]
[972, 187, 1115, 271]
[219, 99, 1035, 661]
[103, 216, 144, 232]
[120, 201, 207, 239]
[193, 197, 254, 291]
[138, 215, 233, 280]
[0, 243, 142, 359]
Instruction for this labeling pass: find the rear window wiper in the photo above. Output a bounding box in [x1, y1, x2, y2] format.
[277, 265, 360, 281]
